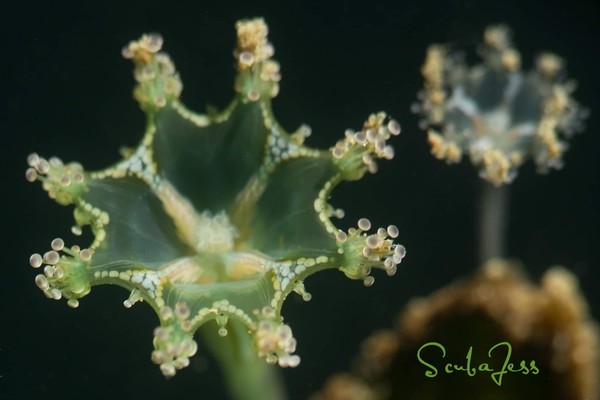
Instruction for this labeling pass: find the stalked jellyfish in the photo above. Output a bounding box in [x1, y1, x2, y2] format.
[415, 25, 586, 186]
[26, 18, 405, 400]
[414, 25, 588, 263]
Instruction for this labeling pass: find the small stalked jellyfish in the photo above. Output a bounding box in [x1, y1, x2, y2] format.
[415, 24, 586, 186]
[415, 24, 588, 263]
[25, 19, 405, 400]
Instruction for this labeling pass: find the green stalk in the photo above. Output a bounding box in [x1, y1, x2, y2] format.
[199, 320, 287, 400]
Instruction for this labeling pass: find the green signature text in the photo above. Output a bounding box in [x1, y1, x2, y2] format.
[416, 341, 539, 386]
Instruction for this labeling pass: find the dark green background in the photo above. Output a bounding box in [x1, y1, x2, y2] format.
[1, 0, 599, 399]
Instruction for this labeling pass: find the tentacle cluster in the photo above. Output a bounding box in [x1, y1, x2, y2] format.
[122, 33, 182, 111]
[29, 238, 93, 309]
[332, 112, 400, 181]
[152, 302, 199, 377]
[254, 306, 300, 368]
[233, 18, 281, 101]
[26, 153, 86, 206]
[336, 218, 406, 287]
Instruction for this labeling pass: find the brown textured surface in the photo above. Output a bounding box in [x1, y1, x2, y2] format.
[313, 260, 599, 400]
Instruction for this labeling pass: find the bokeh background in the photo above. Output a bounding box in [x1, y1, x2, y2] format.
[1, 0, 598, 398]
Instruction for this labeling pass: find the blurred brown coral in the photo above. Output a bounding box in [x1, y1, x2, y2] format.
[310, 374, 378, 400]
[312, 260, 599, 400]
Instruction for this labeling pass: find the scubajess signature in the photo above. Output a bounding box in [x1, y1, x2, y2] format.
[417, 341, 540, 386]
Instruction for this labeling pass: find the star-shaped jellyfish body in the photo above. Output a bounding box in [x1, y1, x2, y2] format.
[415, 25, 587, 186]
[26, 18, 405, 377]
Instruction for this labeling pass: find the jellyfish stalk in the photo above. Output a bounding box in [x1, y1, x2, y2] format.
[479, 181, 509, 263]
